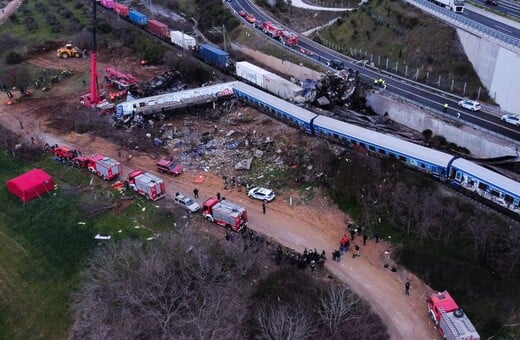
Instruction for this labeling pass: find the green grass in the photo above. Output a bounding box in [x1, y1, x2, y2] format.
[0, 0, 89, 56]
[314, 0, 487, 100]
[0, 152, 175, 339]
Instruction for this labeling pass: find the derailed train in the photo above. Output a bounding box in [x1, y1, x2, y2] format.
[231, 82, 520, 216]
[115, 81, 520, 216]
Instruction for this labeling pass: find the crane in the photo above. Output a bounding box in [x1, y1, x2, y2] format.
[80, 0, 101, 107]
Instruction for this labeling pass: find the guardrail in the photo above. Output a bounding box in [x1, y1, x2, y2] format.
[410, 0, 520, 50]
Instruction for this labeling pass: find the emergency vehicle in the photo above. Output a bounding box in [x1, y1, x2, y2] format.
[126, 170, 166, 201]
[202, 197, 247, 232]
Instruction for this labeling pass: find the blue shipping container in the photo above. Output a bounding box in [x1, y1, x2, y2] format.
[199, 44, 229, 69]
[128, 10, 148, 26]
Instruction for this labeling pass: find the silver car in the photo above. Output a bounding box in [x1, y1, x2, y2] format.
[174, 193, 200, 213]
[457, 99, 481, 112]
[501, 114, 520, 127]
[247, 187, 276, 202]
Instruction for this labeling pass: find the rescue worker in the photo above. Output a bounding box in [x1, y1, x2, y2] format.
[443, 103, 449, 112]
[405, 281, 411, 295]
[374, 79, 379, 87]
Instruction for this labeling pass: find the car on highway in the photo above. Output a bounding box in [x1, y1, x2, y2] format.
[238, 10, 246, 17]
[457, 99, 481, 112]
[327, 59, 345, 70]
[501, 114, 520, 127]
[247, 187, 276, 202]
[485, 0, 498, 5]
[174, 193, 200, 213]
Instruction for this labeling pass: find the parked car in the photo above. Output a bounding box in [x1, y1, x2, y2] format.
[501, 114, 520, 127]
[156, 157, 183, 176]
[457, 99, 481, 112]
[247, 187, 276, 202]
[174, 193, 200, 213]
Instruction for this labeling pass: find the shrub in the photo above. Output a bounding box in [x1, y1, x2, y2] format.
[5, 51, 24, 65]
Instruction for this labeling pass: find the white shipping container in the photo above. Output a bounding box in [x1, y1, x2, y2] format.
[262, 73, 304, 101]
[235, 61, 270, 89]
[170, 31, 197, 50]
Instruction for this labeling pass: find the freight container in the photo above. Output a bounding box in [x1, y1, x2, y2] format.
[148, 19, 169, 39]
[235, 61, 269, 88]
[114, 3, 129, 17]
[235, 61, 303, 101]
[263, 73, 304, 102]
[170, 31, 197, 50]
[100, 0, 114, 9]
[197, 44, 230, 69]
[128, 10, 148, 26]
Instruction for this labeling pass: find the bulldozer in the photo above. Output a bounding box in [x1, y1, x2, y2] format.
[57, 43, 82, 59]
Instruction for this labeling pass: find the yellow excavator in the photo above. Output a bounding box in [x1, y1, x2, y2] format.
[57, 43, 82, 59]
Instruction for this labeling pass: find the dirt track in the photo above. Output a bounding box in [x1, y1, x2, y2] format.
[0, 2, 441, 338]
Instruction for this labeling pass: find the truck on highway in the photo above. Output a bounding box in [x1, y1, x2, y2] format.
[428, 291, 480, 340]
[431, 0, 464, 12]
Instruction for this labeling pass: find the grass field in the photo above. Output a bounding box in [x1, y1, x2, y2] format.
[0, 151, 174, 339]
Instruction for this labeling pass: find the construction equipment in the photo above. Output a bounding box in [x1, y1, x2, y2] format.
[104, 67, 138, 91]
[57, 43, 82, 59]
[126, 170, 165, 201]
[202, 197, 247, 232]
[81, 0, 102, 108]
[428, 291, 480, 340]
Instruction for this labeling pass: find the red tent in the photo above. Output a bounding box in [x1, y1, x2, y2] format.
[6, 169, 55, 203]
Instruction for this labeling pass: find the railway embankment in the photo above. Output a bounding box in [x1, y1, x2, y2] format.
[367, 92, 519, 158]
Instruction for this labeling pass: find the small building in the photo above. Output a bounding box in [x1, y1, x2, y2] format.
[6, 169, 55, 202]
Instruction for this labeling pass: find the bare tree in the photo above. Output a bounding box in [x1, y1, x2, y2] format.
[70, 229, 249, 339]
[255, 304, 316, 340]
[318, 286, 361, 336]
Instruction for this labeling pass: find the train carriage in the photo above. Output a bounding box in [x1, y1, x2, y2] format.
[312, 115, 454, 178]
[449, 158, 520, 212]
[232, 82, 317, 133]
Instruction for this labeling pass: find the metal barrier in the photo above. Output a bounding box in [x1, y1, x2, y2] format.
[410, 0, 520, 50]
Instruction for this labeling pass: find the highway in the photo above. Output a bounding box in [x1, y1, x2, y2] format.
[227, 0, 520, 142]
[473, 0, 520, 20]
[464, 2, 520, 36]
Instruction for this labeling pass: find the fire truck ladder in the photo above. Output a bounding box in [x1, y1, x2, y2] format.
[438, 307, 460, 337]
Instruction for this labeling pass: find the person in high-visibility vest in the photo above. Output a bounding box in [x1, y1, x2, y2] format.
[374, 79, 379, 86]
[379, 79, 384, 87]
[443, 103, 448, 112]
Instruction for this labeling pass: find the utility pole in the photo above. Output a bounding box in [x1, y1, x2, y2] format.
[209, 25, 228, 52]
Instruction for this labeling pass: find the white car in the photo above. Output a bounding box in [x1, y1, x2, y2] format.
[501, 114, 520, 127]
[247, 187, 276, 202]
[457, 99, 481, 112]
[174, 193, 200, 213]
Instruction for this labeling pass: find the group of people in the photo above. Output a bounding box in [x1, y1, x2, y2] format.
[223, 175, 242, 191]
[274, 246, 326, 271]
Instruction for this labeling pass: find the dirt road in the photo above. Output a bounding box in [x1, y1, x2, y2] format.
[0, 94, 440, 340]
[0, 2, 439, 336]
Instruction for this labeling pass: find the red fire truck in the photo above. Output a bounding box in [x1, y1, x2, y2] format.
[73, 154, 121, 180]
[262, 21, 283, 39]
[126, 169, 165, 201]
[281, 31, 299, 47]
[202, 197, 247, 232]
[428, 291, 480, 340]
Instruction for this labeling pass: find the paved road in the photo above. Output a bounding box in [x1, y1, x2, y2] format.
[229, 0, 520, 142]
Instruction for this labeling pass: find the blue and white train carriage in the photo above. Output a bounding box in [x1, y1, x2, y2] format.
[232, 82, 317, 133]
[449, 158, 520, 212]
[312, 115, 454, 178]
